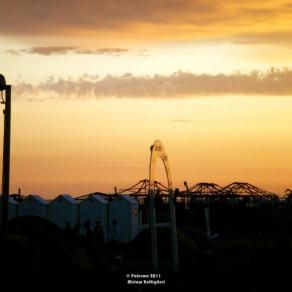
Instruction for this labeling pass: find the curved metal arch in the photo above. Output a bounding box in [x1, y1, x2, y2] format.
[149, 140, 172, 191]
[148, 140, 178, 272]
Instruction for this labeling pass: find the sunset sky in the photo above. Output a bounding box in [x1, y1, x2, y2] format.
[0, 0, 292, 197]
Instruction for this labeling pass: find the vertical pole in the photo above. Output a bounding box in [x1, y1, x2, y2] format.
[0, 85, 11, 239]
[204, 206, 211, 239]
[149, 189, 159, 271]
[106, 200, 110, 243]
[169, 189, 179, 271]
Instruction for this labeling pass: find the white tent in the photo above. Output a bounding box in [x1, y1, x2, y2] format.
[0, 196, 18, 221]
[49, 194, 80, 229]
[79, 194, 109, 240]
[109, 195, 139, 242]
[18, 195, 49, 219]
[9, 197, 18, 220]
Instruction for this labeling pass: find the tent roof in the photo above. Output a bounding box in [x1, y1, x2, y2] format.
[120, 194, 138, 205]
[0, 195, 21, 204]
[25, 195, 49, 205]
[8, 197, 18, 204]
[86, 194, 108, 204]
[53, 194, 80, 204]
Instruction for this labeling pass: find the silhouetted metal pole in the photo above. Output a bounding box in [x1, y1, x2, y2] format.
[0, 75, 11, 240]
[204, 206, 211, 239]
[169, 188, 179, 271]
[148, 188, 159, 271]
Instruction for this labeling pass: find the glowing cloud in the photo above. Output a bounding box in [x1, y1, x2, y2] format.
[13, 68, 292, 99]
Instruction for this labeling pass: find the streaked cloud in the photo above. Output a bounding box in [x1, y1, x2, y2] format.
[6, 46, 131, 56]
[13, 68, 292, 99]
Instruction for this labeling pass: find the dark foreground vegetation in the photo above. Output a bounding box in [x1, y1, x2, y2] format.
[1, 202, 292, 292]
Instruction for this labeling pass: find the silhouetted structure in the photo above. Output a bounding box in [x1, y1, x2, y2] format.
[0, 74, 11, 239]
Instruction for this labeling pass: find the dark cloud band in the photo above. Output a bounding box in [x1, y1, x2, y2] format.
[1, 0, 291, 47]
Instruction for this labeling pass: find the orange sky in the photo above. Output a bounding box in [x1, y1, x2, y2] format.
[0, 0, 291, 197]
